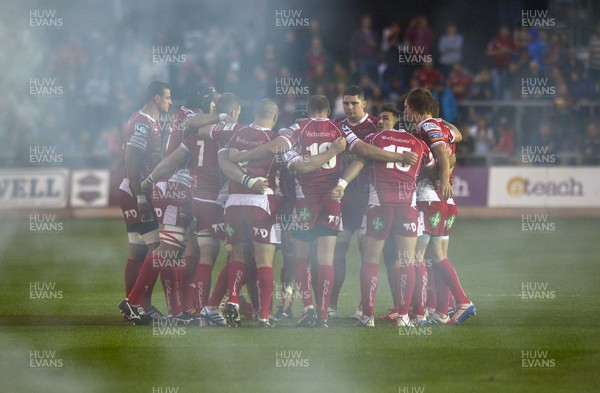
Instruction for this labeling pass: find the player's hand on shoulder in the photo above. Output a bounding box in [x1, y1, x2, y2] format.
[402, 151, 418, 165]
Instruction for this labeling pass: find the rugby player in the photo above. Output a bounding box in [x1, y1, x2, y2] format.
[404, 88, 476, 325]
[118, 81, 170, 319]
[278, 96, 348, 327]
[332, 103, 434, 327]
[330, 86, 380, 319]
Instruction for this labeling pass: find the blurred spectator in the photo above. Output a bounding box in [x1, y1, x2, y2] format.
[526, 29, 546, 73]
[567, 69, 597, 105]
[581, 122, 600, 164]
[469, 116, 495, 155]
[530, 120, 559, 155]
[447, 63, 472, 100]
[349, 15, 378, 80]
[456, 124, 475, 165]
[277, 31, 305, 75]
[307, 37, 328, 79]
[83, 66, 111, 133]
[413, 61, 443, 89]
[379, 21, 404, 85]
[544, 33, 567, 70]
[588, 22, 600, 94]
[507, 46, 530, 99]
[559, 48, 584, 78]
[438, 23, 464, 75]
[381, 74, 404, 102]
[381, 21, 402, 53]
[486, 26, 516, 99]
[405, 16, 434, 55]
[331, 62, 350, 87]
[471, 68, 493, 100]
[493, 115, 515, 155]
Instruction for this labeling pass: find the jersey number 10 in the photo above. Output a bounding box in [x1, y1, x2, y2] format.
[307, 142, 336, 169]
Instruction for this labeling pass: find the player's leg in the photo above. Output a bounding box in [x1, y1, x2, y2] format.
[118, 185, 160, 317]
[125, 240, 148, 297]
[293, 237, 316, 326]
[331, 190, 368, 317]
[179, 231, 199, 314]
[355, 234, 384, 327]
[411, 234, 429, 324]
[274, 234, 295, 320]
[428, 236, 475, 324]
[254, 241, 277, 326]
[393, 234, 418, 327]
[315, 234, 337, 327]
[330, 229, 352, 316]
[356, 205, 393, 326]
[190, 233, 219, 310]
[380, 236, 399, 321]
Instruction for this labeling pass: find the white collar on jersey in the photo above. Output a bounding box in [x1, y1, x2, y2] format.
[309, 117, 329, 121]
[138, 110, 157, 123]
[249, 123, 272, 131]
[417, 117, 434, 128]
[346, 113, 369, 127]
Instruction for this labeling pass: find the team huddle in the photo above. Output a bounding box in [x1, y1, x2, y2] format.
[117, 81, 477, 328]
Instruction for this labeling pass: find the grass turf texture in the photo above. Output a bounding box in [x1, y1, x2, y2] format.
[1, 217, 599, 393]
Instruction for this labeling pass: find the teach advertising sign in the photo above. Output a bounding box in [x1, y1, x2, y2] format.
[451, 167, 488, 206]
[488, 167, 600, 207]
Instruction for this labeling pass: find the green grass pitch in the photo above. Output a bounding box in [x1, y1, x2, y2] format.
[1, 217, 599, 393]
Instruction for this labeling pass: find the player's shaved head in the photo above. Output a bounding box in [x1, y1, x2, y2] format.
[215, 92, 241, 114]
[307, 95, 330, 117]
[254, 98, 278, 120]
[406, 88, 434, 115]
[144, 81, 170, 103]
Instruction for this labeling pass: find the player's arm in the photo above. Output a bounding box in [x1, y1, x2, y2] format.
[217, 149, 268, 194]
[184, 113, 227, 132]
[196, 123, 217, 140]
[330, 158, 365, 201]
[140, 147, 189, 192]
[431, 143, 452, 200]
[229, 136, 292, 163]
[352, 139, 418, 165]
[125, 145, 153, 221]
[289, 137, 346, 174]
[442, 119, 463, 143]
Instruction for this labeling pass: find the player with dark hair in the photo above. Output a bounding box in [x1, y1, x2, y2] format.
[331, 85, 380, 319]
[332, 102, 434, 327]
[118, 81, 170, 320]
[118, 91, 240, 324]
